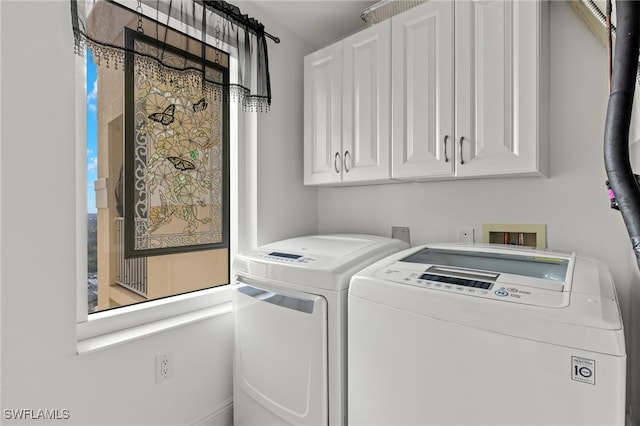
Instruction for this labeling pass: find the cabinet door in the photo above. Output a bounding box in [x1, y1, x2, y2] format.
[304, 42, 343, 185]
[342, 20, 391, 183]
[455, 0, 548, 177]
[392, 1, 455, 180]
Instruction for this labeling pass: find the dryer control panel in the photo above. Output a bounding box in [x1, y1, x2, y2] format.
[234, 234, 409, 291]
[257, 251, 319, 264]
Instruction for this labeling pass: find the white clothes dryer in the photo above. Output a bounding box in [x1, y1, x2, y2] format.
[348, 243, 626, 426]
[233, 234, 409, 426]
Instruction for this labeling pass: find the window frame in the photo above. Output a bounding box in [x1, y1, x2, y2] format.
[75, 0, 256, 353]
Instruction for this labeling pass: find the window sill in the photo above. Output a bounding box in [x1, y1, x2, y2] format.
[77, 285, 232, 355]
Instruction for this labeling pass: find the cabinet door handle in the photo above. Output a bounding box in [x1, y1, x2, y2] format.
[344, 151, 351, 173]
[459, 136, 465, 165]
[334, 152, 341, 173]
[444, 135, 450, 163]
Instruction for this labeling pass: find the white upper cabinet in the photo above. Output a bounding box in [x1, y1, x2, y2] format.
[393, 0, 549, 180]
[342, 21, 392, 183]
[304, 21, 391, 186]
[455, 0, 549, 178]
[305, 0, 548, 185]
[391, 1, 455, 179]
[304, 42, 342, 185]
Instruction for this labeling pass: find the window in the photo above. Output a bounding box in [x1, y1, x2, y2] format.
[83, 2, 231, 314]
[73, 0, 270, 350]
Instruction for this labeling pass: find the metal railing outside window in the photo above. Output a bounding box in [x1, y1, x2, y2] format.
[116, 217, 147, 297]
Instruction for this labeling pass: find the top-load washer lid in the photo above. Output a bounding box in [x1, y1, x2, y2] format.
[402, 245, 571, 290]
[233, 234, 409, 291]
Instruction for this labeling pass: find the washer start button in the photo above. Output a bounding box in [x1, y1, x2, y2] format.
[495, 289, 509, 297]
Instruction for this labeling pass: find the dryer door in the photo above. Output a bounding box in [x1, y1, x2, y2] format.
[234, 280, 328, 426]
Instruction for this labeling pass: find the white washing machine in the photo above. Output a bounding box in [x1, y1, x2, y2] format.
[348, 243, 626, 426]
[232, 234, 409, 426]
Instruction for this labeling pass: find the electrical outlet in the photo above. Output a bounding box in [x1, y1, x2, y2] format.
[457, 227, 474, 244]
[156, 352, 174, 383]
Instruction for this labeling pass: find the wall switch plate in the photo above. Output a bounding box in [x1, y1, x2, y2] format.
[392, 226, 411, 246]
[457, 227, 475, 244]
[156, 352, 174, 383]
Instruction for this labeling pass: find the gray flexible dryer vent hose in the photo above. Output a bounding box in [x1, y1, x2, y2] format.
[604, 0, 640, 262]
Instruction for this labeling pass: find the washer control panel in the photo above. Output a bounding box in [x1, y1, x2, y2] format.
[375, 266, 570, 308]
[418, 273, 494, 290]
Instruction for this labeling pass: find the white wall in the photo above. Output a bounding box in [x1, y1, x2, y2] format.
[317, 0, 638, 419]
[0, 2, 233, 424]
[239, 2, 319, 246]
[0, 1, 315, 425]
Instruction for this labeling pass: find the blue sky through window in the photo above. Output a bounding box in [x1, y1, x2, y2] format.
[87, 50, 98, 214]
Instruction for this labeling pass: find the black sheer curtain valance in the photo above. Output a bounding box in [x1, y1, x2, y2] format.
[199, 1, 280, 44]
[71, 0, 274, 111]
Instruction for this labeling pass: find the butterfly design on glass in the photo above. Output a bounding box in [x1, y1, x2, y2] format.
[166, 156, 196, 171]
[148, 104, 175, 126]
[193, 98, 208, 112]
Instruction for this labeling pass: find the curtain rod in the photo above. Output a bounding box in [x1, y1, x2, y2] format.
[199, 0, 280, 43]
[264, 32, 280, 44]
